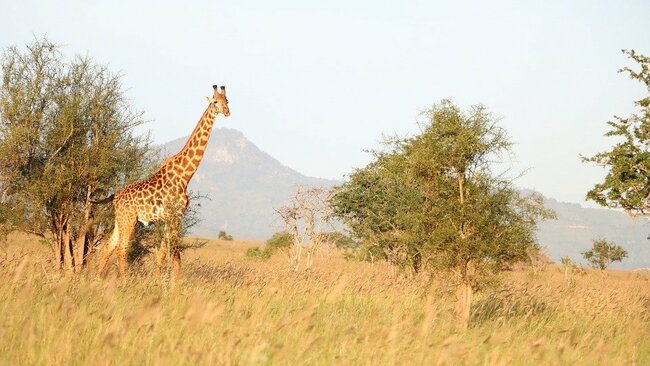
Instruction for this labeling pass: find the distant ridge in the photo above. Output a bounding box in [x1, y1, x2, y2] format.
[537, 197, 650, 269]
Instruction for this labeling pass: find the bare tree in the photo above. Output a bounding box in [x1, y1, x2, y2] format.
[276, 186, 333, 271]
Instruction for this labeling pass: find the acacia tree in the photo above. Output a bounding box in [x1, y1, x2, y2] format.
[0, 38, 153, 272]
[583, 50, 650, 215]
[582, 238, 628, 270]
[560, 256, 576, 284]
[332, 100, 554, 329]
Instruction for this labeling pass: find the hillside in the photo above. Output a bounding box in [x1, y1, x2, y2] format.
[537, 198, 650, 269]
[162, 128, 337, 240]
[163, 129, 650, 269]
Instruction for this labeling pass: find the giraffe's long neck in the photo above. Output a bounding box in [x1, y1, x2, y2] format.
[173, 105, 218, 186]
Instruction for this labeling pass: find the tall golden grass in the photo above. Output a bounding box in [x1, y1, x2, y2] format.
[1, 233, 649, 365]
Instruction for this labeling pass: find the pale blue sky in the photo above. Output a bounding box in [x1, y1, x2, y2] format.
[1, 0, 649, 204]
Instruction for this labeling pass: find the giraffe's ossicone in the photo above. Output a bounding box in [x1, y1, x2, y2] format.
[98, 85, 230, 278]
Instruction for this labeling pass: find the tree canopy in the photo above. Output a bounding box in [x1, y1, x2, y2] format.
[583, 50, 650, 216]
[0, 38, 154, 271]
[332, 100, 555, 328]
[582, 238, 628, 270]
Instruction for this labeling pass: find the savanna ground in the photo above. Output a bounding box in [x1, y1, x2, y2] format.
[1, 233, 649, 365]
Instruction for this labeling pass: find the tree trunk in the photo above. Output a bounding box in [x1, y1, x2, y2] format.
[455, 278, 472, 330]
[292, 244, 302, 271]
[306, 247, 314, 269]
[54, 218, 65, 271]
[62, 226, 74, 274]
[54, 212, 75, 273]
[73, 234, 89, 273]
[53, 215, 71, 272]
[74, 187, 94, 272]
[454, 265, 472, 331]
[454, 173, 472, 330]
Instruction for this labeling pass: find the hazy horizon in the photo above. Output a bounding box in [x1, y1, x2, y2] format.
[2, 0, 649, 205]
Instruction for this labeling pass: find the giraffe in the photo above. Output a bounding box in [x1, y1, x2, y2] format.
[97, 85, 230, 278]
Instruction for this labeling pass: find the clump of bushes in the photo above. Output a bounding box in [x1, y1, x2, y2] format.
[218, 230, 233, 241]
[245, 231, 293, 259]
[244, 247, 270, 259]
[321, 231, 358, 249]
[342, 242, 384, 263]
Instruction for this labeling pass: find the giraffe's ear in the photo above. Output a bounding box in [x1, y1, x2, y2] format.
[205, 96, 212, 103]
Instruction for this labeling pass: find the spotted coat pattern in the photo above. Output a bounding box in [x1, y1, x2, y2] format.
[98, 85, 230, 277]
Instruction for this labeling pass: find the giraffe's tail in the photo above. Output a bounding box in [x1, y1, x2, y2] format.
[90, 194, 115, 205]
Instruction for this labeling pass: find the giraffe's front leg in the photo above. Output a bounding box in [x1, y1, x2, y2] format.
[161, 218, 182, 280]
[115, 245, 128, 277]
[156, 246, 168, 276]
[115, 216, 137, 278]
[172, 245, 181, 280]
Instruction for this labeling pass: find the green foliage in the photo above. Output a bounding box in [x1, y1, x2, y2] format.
[0, 37, 153, 270]
[245, 247, 271, 259]
[582, 238, 628, 270]
[332, 100, 556, 280]
[217, 230, 233, 241]
[341, 242, 385, 263]
[266, 231, 293, 250]
[560, 256, 574, 268]
[583, 50, 650, 215]
[560, 256, 577, 285]
[128, 192, 207, 266]
[330, 149, 425, 269]
[246, 231, 292, 260]
[321, 231, 357, 248]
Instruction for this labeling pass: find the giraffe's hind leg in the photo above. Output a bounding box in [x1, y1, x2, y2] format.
[115, 215, 137, 277]
[98, 224, 119, 277]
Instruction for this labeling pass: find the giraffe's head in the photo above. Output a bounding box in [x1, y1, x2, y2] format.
[207, 85, 230, 117]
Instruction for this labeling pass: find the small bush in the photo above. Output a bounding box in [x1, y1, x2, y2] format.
[245, 247, 270, 259]
[218, 230, 233, 241]
[342, 243, 385, 263]
[266, 231, 292, 251]
[245, 231, 292, 260]
[322, 231, 358, 249]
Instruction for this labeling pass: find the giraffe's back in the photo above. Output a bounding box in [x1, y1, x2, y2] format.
[114, 169, 188, 223]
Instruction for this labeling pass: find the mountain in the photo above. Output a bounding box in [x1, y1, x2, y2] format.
[162, 128, 337, 240]
[163, 129, 650, 269]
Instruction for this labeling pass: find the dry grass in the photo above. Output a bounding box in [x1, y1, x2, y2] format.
[1, 233, 649, 365]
